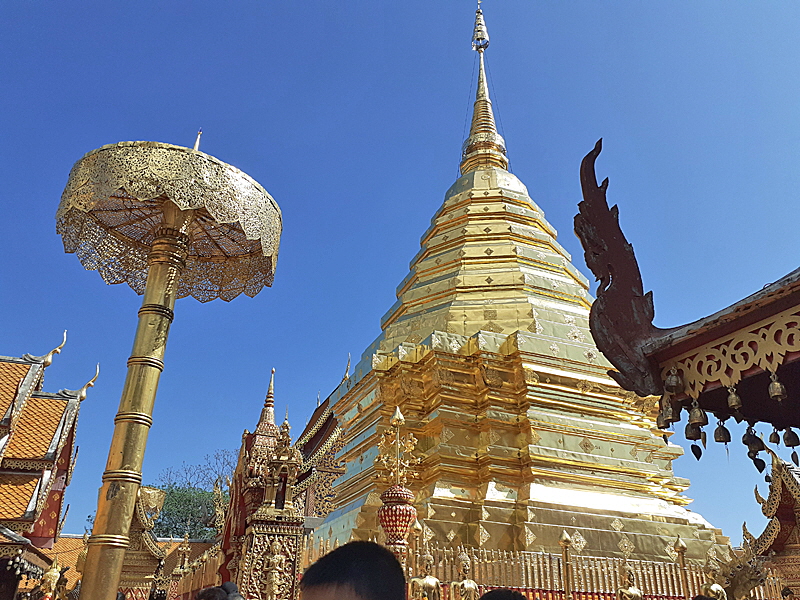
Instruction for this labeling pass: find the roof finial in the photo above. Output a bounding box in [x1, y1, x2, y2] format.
[256, 368, 277, 430]
[43, 330, 68, 367]
[193, 129, 203, 151]
[460, 3, 508, 175]
[472, 1, 489, 51]
[342, 353, 351, 382]
[317, 391, 321, 407]
[77, 364, 100, 401]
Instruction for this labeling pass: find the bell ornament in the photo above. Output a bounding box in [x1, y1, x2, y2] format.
[664, 368, 684, 394]
[769, 373, 787, 402]
[688, 401, 708, 427]
[727, 386, 742, 410]
[784, 428, 800, 448]
[714, 422, 732, 444]
[685, 422, 702, 441]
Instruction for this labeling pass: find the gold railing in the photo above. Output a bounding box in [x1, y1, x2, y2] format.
[308, 542, 786, 600]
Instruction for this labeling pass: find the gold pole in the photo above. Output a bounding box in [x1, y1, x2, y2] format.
[559, 531, 572, 600]
[80, 202, 191, 600]
[674, 536, 689, 600]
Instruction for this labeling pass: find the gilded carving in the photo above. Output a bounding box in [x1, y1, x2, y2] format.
[662, 306, 800, 398]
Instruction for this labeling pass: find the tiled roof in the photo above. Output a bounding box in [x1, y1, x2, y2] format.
[162, 540, 215, 573]
[17, 534, 85, 591]
[0, 472, 39, 519]
[0, 362, 32, 418]
[5, 395, 67, 460]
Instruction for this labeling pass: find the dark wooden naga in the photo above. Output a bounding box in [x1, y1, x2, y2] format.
[574, 139, 670, 397]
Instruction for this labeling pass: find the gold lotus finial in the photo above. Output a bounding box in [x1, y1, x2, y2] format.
[673, 536, 687, 551]
[559, 530, 572, 547]
[193, 129, 203, 151]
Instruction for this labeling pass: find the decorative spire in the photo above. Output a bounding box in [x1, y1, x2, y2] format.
[256, 368, 277, 434]
[460, 4, 509, 175]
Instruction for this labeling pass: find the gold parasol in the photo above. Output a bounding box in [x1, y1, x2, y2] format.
[58, 139, 282, 600]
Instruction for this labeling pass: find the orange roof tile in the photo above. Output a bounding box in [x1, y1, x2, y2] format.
[17, 535, 85, 591]
[0, 472, 39, 520]
[0, 362, 32, 418]
[5, 396, 67, 460]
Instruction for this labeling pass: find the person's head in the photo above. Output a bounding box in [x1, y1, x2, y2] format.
[480, 590, 527, 600]
[300, 541, 405, 600]
[195, 587, 228, 600]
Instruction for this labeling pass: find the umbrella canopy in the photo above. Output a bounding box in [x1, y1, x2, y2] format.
[56, 141, 282, 302]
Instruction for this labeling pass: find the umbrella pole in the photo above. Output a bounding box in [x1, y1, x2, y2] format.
[81, 201, 191, 600]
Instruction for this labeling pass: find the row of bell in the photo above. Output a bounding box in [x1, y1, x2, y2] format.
[658, 369, 790, 431]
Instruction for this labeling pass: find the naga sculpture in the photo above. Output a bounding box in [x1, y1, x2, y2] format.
[575, 139, 670, 396]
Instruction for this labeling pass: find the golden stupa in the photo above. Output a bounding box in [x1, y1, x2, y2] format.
[317, 6, 730, 563]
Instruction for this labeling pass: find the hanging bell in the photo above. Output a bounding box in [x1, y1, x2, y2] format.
[727, 386, 742, 410]
[769, 428, 781, 445]
[784, 428, 800, 448]
[685, 422, 702, 441]
[656, 412, 668, 430]
[688, 400, 708, 427]
[714, 421, 731, 444]
[664, 368, 684, 394]
[769, 372, 787, 402]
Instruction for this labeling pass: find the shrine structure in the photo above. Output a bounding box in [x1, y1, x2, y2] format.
[314, 5, 731, 567]
[211, 369, 343, 600]
[0, 337, 96, 597]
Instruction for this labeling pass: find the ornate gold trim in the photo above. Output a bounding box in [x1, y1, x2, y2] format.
[662, 306, 800, 398]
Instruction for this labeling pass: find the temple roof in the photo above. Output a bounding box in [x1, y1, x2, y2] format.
[747, 450, 800, 555]
[0, 339, 94, 544]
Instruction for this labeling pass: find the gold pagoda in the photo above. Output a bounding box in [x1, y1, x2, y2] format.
[318, 6, 730, 563]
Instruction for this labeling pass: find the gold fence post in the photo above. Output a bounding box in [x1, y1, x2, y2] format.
[560, 531, 573, 600]
[674, 536, 689, 600]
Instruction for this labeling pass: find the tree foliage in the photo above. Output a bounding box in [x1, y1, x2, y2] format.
[150, 449, 237, 540]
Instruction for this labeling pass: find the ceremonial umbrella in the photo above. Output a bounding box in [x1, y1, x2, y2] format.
[56, 140, 282, 599]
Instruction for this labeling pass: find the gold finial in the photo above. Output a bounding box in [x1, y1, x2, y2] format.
[342, 353, 351, 382]
[378, 406, 419, 485]
[673, 536, 687, 551]
[472, 1, 489, 51]
[78, 364, 100, 401]
[460, 3, 508, 175]
[43, 330, 68, 367]
[266, 368, 276, 406]
[193, 129, 203, 151]
[390, 406, 405, 427]
[559, 530, 573, 548]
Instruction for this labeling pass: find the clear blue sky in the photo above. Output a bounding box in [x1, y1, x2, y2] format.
[3, 1, 799, 543]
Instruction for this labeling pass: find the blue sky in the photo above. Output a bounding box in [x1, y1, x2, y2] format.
[3, 1, 799, 543]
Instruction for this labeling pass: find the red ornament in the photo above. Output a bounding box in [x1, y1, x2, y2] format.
[378, 484, 417, 547]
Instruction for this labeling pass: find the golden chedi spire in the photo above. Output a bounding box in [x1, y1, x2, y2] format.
[460, 3, 508, 175]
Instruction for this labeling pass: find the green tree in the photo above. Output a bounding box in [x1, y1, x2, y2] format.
[149, 449, 237, 540]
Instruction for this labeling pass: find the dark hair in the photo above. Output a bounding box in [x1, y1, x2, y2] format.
[195, 588, 228, 600]
[300, 541, 405, 600]
[481, 590, 527, 600]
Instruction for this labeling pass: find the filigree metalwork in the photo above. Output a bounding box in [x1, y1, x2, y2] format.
[56, 141, 282, 302]
[377, 407, 420, 485]
[662, 306, 800, 398]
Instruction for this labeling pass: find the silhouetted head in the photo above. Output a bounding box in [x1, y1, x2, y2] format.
[481, 590, 527, 600]
[300, 541, 405, 600]
[195, 587, 227, 600]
